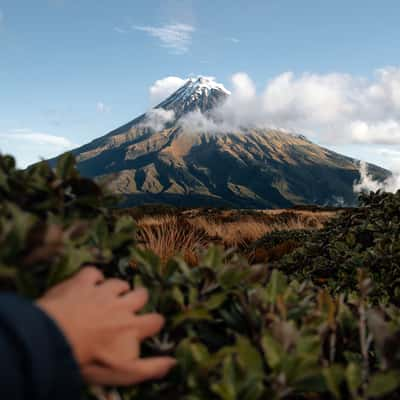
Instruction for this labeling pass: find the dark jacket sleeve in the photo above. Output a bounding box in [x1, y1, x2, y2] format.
[0, 293, 83, 400]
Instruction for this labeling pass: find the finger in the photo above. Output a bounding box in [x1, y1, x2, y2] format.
[76, 267, 105, 285]
[99, 279, 130, 296]
[120, 287, 149, 312]
[42, 267, 104, 298]
[129, 357, 177, 383]
[82, 357, 176, 386]
[132, 313, 165, 340]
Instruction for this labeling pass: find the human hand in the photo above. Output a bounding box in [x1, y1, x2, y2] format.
[37, 267, 176, 385]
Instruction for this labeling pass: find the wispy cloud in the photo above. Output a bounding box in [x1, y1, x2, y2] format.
[114, 26, 128, 34]
[139, 108, 176, 131]
[135, 23, 195, 54]
[96, 101, 111, 113]
[0, 129, 76, 168]
[228, 37, 240, 43]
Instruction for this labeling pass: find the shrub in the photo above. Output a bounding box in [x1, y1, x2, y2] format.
[249, 229, 314, 263]
[1, 153, 400, 400]
[274, 191, 400, 305]
[0, 153, 137, 295]
[127, 248, 400, 400]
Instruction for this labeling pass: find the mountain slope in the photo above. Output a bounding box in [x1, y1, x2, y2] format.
[49, 77, 389, 208]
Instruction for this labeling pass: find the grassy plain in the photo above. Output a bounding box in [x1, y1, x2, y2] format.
[124, 206, 337, 266]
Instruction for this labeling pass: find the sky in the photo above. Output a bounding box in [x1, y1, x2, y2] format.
[1, 0, 400, 172]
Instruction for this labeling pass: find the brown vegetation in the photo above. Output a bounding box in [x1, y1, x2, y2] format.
[133, 208, 336, 265]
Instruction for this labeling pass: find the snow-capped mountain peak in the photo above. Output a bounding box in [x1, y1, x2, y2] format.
[155, 76, 230, 118]
[185, 76, 231, 96]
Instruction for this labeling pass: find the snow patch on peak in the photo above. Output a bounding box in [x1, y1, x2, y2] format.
[185, 76, 231, 95]
[154, 75, 231, 118]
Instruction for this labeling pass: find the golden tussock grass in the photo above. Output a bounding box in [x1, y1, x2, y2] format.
[136, 216, 207, 266]
[134, 210, 336, 265]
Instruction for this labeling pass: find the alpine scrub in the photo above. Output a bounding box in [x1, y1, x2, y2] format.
[1, 153, 400, 399]
[0, 153, 137, 295]
[127, 249, 400, 400]
[275, 191, 400, 305]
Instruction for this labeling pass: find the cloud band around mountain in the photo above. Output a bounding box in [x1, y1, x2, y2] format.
[149, 68, 400, 147]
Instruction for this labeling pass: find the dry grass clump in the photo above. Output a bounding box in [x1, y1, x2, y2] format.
[136, 215, 207, 266]
[134, 209, 336, 265]
[187, 211, 332, 248]
[187, 218, 271, 248]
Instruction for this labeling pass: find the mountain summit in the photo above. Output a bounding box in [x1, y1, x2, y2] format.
[49, 77, 389, 208]
[155, 77, 230, 118]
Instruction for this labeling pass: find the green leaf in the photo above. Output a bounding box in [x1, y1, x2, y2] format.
[297, 335, 321, 360]
[366, 371, 400, 398]
[171, 286, 185, 308]
[211, 357, 237, 400]
[236, 336, 264, 378]
[261, 333, 282, 369]
[202, 246, 225, 269]
[345, 363, 362, 398]
[47, 247, 94, 286]
[56, 152, 77, 179]
[219, 266, 249, 289]
[264, 269, 287, 304]
[323, 365, 344, 400]
[173, 308, 212, 327]
[292, 370, 327, 393]
[204, 293, 227, 310]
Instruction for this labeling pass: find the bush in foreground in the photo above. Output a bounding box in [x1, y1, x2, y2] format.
[128, 248, 400, 400]
[1, 153, 400, 399]
[275, 191, 400, 305]
[0, 153, 137, 294]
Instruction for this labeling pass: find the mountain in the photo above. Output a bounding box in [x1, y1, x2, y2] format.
[156, 76, 231, 118]
[49, 77, 389, 208]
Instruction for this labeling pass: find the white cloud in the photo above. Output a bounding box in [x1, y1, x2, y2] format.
[96, 101, 111, 113]
[0, 129, 76, 168]
[354, 161, 400, 193]
[160, 68, 400, 148]
[140, 108, 176, 131]
[350, 120, 400, 144]
[135, 23, 195, 54]
[180, 110, 220, 133]
[228, 37, 240, 43]
[149, 76, 186, 106]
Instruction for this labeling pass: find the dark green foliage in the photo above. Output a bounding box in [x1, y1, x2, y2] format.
[248, 230, 313, 264]
[1, 153, 400, 400]
[126, 250, 400, 400]
[252, 229, 313, 252]
[275, 191, 400, 305]
[0, 153, 137, 296]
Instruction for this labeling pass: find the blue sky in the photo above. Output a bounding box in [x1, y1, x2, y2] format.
[1, 0, 400, 170]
